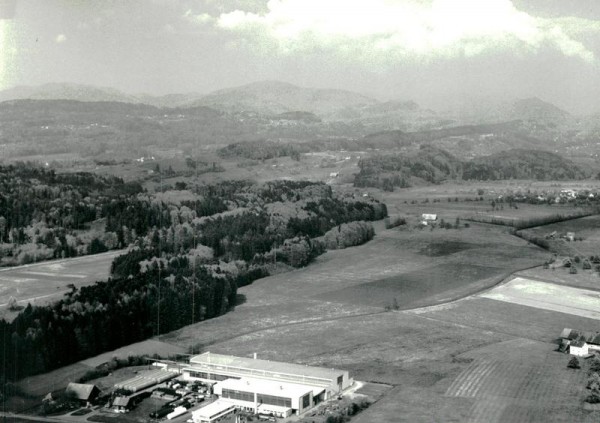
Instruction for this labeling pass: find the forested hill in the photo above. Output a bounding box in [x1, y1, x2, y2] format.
[0, 99, 257, 158]
[463, 149, 588, 181]
[355, 147, 589, 190]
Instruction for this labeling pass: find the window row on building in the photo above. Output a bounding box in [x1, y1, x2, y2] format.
[187, 371, 238, 382]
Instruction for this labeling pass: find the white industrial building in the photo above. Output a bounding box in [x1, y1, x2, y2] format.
[183, 352, 352, 416]
[192, 400, 237, 423]
[213, 377, 320, 417]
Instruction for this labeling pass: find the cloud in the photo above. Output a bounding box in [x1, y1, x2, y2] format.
[55, 33, 67, 43]
[189, 0, 599, 65]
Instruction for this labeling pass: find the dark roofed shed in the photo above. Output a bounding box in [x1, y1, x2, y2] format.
[65, 383, 100, 402]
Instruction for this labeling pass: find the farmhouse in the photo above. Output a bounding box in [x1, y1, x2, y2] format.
[182, 352, 352, 416]
[64, 383, 101, 404]
[559, 328, 600, 356]
[422, 213, 437, 221]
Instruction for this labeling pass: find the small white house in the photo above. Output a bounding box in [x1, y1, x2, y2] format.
[329, 172, 339, 178]
[422, 214, 437, 221]
[559, 328, 600, 357]
[569, 339, 589, 357]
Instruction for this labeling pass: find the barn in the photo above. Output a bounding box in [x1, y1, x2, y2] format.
[64, 383, 101, 404]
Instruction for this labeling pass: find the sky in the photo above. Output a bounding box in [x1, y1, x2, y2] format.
[0, 0, 600, 114]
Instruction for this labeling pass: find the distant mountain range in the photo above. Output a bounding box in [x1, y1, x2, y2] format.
[0, 80, 594, 163]
[0, 83, 204, 109]
[0, 80, 575, 124]
[0, 81, 378, 116]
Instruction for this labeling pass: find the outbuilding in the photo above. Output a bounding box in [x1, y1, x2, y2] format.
[112, 396, 131, 412]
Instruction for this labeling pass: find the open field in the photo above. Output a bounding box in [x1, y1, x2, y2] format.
[353, 339, 592, 423]
[318, 263, 505, 309]
[372, 180, 600, 200]
[163, 222, 547, 350]
[362, 181, 595, 229]
[408, 293, 600, 343]
[80, 339, 186, 367]
[479, 276, 600, 320]
[15, 361, 92, 399]
[516, 265, 600, 291]
[15, 339, 187, 398]
[0, 250, 124, 321]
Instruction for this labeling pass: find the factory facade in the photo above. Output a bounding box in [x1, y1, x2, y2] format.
[184, 352, 352, 418]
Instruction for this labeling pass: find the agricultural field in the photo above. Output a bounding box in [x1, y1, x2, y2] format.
[516, 265, 600, 291]
[163, 221, 547, 350]
[353, 339, 592, 423]
[388, 195, 586, 227]
[0, 250, 124, 321]
[369, 180, 596, 227]
[318, 263, 505, 309]
[479, 277, 600, 320]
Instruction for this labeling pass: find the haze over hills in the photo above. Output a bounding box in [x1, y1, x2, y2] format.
[0, 80, 596, 164]
[0, 80, 582, 124]
[0, 83, 142, 105]
[0, 80, 379, 116]
[0, 83, 204, 109]
[189, 80, 378, 116]
[442, 96, 575, 125]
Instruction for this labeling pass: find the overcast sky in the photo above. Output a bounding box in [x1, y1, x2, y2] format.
[1, 0, 599, 113]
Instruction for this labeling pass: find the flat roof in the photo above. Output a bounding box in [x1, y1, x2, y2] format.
[189, 353, 344, 382]
[193, 400, 236, 418]
[217, 377, 316, 399]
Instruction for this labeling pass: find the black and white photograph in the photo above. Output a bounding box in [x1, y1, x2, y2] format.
[1, 1, 600, 422]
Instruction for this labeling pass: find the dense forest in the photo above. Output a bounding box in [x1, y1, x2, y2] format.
[355, 146, 589, 190]
[0, 163, 142, 265]
[0, 163, 229, 266]
[0, 169, 387, 382]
